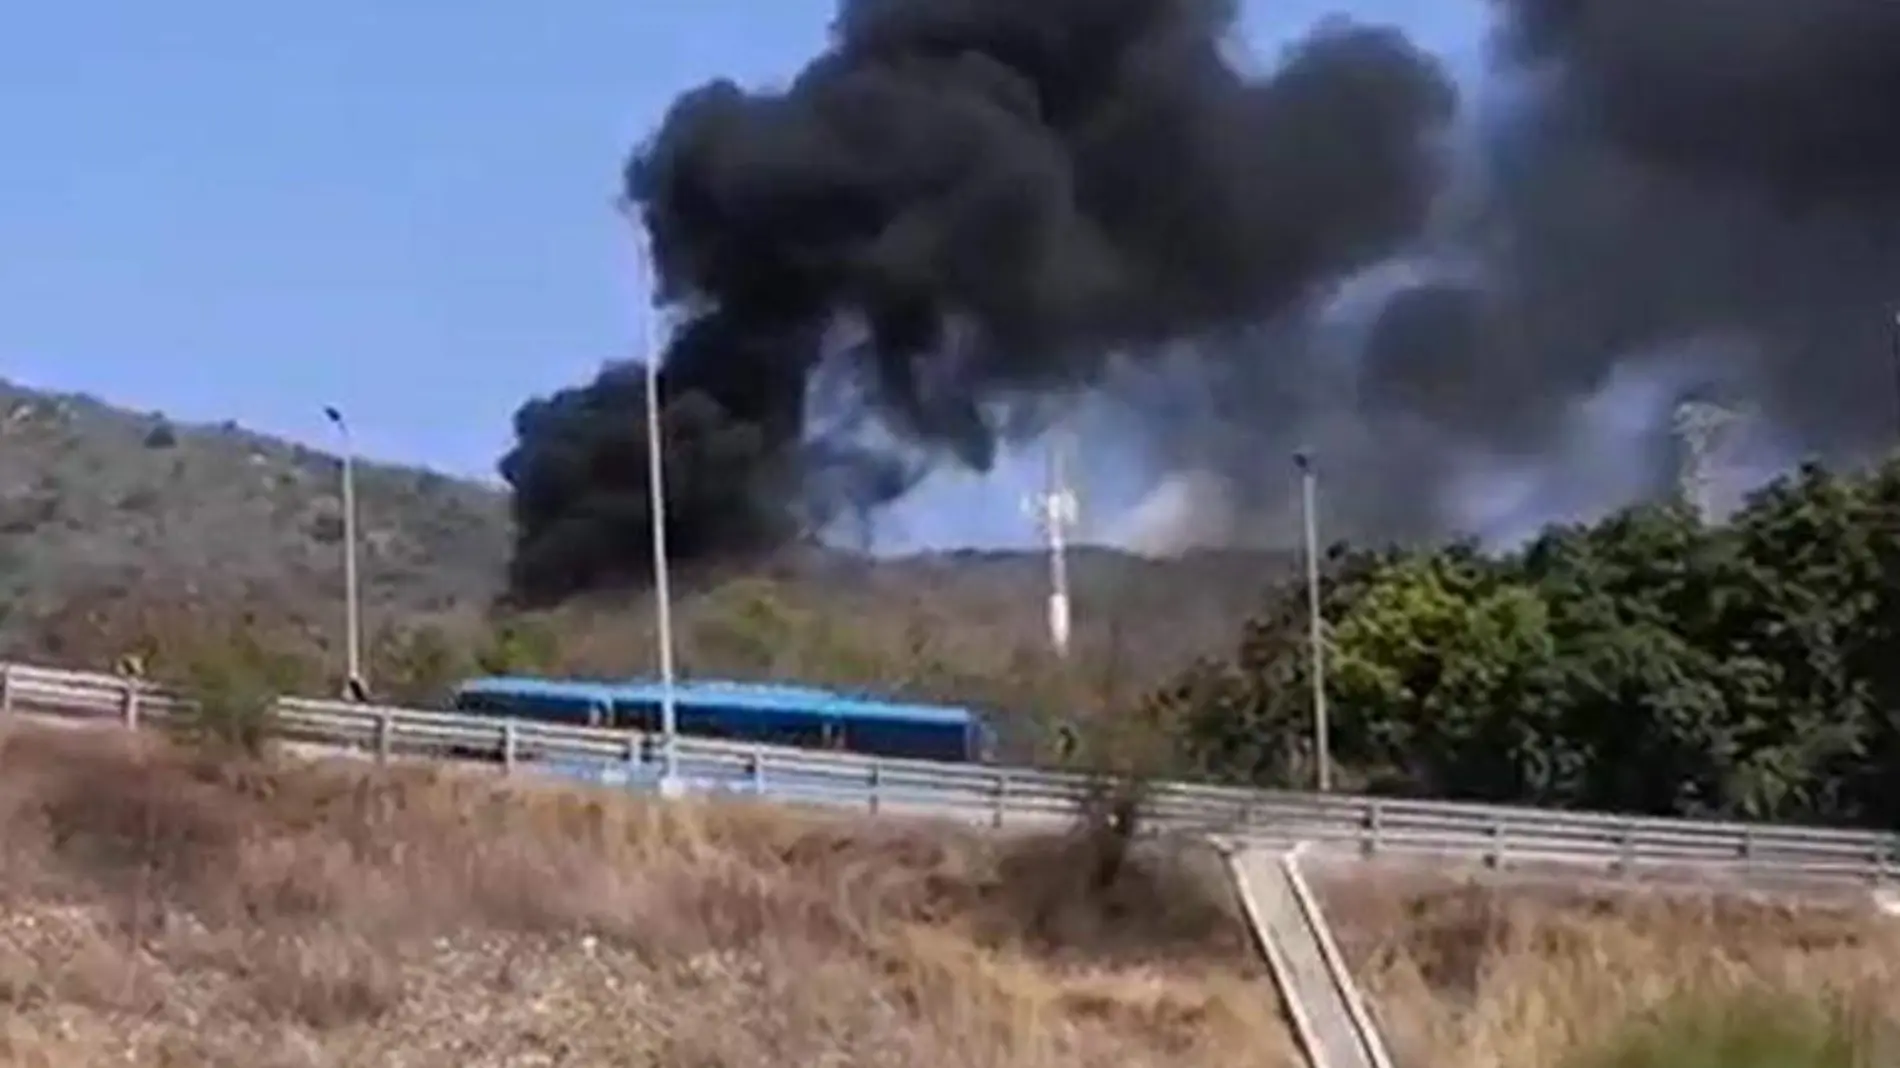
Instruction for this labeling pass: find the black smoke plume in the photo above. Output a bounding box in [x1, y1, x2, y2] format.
[1461, 0, 1900, 462]
[501, 0, 1453, 601]
[503, 0, 1900, 603]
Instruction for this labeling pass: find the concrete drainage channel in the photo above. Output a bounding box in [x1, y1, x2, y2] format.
[1221, 840, 1392, 1068]
[1876, 887, 1900, 917]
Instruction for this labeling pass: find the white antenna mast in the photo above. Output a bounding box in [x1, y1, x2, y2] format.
[1672, 399, 1741, 522]
[1024, 426, 1080, 657]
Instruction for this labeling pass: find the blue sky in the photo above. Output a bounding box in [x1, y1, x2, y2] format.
[0, 0, 1482, 544]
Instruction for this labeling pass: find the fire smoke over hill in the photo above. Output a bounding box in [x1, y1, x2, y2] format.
[500, 0, 1900, 603]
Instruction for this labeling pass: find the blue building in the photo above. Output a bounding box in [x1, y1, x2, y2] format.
[450, 676, 994, 763]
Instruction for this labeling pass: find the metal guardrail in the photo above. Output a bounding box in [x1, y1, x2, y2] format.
[2, 659, 1897, 887]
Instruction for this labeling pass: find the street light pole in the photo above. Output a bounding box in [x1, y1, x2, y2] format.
[1294, 450, 1329, 792]
[1889, 310, 1900, 444]
[616, 199, 680, 795]
[322, 406, 364, 700]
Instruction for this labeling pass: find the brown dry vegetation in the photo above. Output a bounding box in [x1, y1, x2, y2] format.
[13, 547, 1274, 711]
[12, 550, 1269, 768]
[0, 725, 1277, 1067]
[1314, 867, 1900, 1067]
[1, 724, 1896, 1067]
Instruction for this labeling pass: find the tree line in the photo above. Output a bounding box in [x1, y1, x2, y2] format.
[1159, 456, 1900, 831]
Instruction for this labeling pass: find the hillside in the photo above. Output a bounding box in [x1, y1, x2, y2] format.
[0, 379, 1284, 697]
[0, 379, 510, 635]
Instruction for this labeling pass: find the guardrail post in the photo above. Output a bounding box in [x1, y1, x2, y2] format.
[1740, 827, 1755, 864]
[747, 746, 766, 795]
[0, 664, 12, 719]
[500, 721, 518, 774]
[1485, 819, 1505, 870]
[1616, 820, 1637, 878]
[1361, 800, 1383, 858]
[119, 676, 141, 730]
[375, 710, 393, 764]
[991, 772, 1010, 829]
[867, 762, 882, 816]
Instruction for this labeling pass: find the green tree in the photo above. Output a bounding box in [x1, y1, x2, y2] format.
[1847, 457, 1900, 827]
[1326, 548, 1567, 802]
[1164, 455, 1900, 828]
[157, 623, 309, 758]
[1162, 544, 1394, 789]
[1508, 505, 1759, 816]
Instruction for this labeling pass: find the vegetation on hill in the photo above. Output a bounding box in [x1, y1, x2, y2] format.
[0, 379, 509, 644]
[12, 378, 1900, 830]
[1163, 455, 1900, 829]
[0, 380, 1275, 758]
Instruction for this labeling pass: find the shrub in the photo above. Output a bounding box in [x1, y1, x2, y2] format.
[370, 622, 471, 707]
[157, 626, 307, 758]
[1565, 990, 1893, 1068]
[141, 420, 178, 448]
[474, 616, 562, 676]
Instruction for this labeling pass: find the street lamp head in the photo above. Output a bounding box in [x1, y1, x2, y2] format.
[1292, 449, 1314, 473]
[322, 405, 344, 426]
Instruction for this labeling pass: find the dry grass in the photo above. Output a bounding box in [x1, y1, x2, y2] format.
[0, 724, 1895, 1067]
[1311, 863, 1900, 1066]
[0, 726, 1275, 1067]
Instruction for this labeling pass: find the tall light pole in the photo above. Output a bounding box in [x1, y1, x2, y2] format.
[615, 199, 680, 795]
[1023, 428, 1079, 658]
[322, 405, 364, 700]
[1294, 450, 1330, 792]
[1889, 310, 1900, 444]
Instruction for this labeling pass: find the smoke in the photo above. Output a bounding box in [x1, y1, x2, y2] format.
[1111, 469, 1240, 554]
[1455, 0, 1900, 450]
[502, 0, 1900, 601]
[1322, 0, 1900, 545]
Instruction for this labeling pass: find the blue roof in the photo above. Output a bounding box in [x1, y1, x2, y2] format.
[454, 675, 978, 728]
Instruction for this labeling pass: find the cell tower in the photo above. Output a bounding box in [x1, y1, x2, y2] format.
[1672, 399, 1741, 521]
[1023, 428, 1080, 658]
